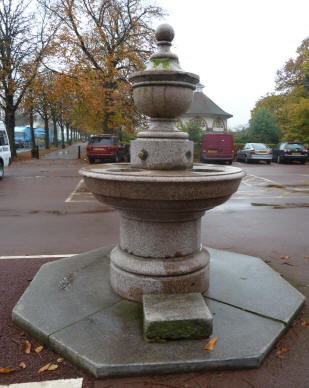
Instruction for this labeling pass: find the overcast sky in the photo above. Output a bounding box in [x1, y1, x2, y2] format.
[154, 0, 309, 129]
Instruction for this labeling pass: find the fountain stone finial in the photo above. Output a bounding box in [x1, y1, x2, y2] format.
[129, 23, 199, 170]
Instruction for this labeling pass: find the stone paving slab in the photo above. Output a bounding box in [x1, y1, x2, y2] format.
[12, 246, 121, 343]
[12, 247, 305, 378]
[206, 248, 305, 324]
[49, 298, 285, 377]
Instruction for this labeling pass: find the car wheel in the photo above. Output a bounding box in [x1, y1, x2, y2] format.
[301, 160, 306, 164]
[244, 155, 249, 163]
[88, 157, 95, 164]
[0, 161, 4, 179]
[227, 160, 232, 165]
[266, 160, 271, 165]
[200, 154, 205, 163]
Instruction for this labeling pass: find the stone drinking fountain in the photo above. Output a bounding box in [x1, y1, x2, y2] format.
[13, 24, 305, 378]
[80, 24, 244, 303]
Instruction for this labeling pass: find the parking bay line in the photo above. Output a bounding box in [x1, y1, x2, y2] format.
[0, 254, 76, 260]
[65, 179, 84, 202]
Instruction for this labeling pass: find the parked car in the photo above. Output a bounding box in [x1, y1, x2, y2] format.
[200, 133, 234, 164]
[86, 134, 125, 164]
[236, 143, 272, 164]
[0, 128, 12, 179]
[272, 142, 308, 164]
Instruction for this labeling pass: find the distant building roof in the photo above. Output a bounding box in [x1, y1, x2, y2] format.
[182, 84, 233, 119]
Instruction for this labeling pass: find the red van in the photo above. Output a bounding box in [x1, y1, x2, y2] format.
[200, 133, 234, 164]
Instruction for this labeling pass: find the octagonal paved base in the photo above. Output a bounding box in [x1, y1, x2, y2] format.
[12, 246, 305, 378]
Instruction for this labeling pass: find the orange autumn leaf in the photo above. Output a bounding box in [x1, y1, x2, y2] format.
[0, 368, 15, 373]
[47, 364, 58, 371]
[275, 347, 289, 358]
[35, 346, 44, 353]
[19, 362, 26, 369]
[305, 256, 309, 259]
[301, 320, 309, 327]
[204, 336, 218, 350]
[38, 363, 51, 373]
[281, 256, 290, 260]
[24, 340, 31, 354]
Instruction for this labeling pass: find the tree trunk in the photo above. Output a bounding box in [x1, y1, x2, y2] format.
[52, 113, 58, 147]
[44, 114, 50, 149]
[65, 123, 70, 145]
[29, 109, 36, 151]
[4, 99, 16, 158]
[59, 121, 65, 149]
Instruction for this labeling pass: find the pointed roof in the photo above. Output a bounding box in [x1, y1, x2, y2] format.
[182, 85, 233, 119]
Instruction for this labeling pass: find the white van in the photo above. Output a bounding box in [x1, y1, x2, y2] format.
[0, 127, 12, 179]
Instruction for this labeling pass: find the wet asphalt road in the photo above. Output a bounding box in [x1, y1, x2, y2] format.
[1, 152, 309, 387]
[1, 156, 308, 265]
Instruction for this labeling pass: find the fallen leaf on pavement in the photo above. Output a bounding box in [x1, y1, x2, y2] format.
[38, 363, 51, 373]
[35, 346, 44, 353]
[240, 277, 247, 280]
[305, 256, 309, 259]
[24, 340, 31, 354]
[47, 364, 58, 371]
[204, 336, 218, 350]
[275, 347, 289, 358]
[301, 320, 309, 327]
[19, 362, 26, 369]
[264, 259, 271, 264]
[282, 262, 295, 266]
[57, 358, 64, 363]
[0, 368, 15, 373]
[281, 255, 290, 260]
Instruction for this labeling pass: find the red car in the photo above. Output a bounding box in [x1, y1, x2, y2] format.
[87, 134, 125, 164]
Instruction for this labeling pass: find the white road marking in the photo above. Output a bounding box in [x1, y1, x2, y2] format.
[65, 179, 84, 202]
[0, 254, 76, 260]
[0, 378, 83, 388]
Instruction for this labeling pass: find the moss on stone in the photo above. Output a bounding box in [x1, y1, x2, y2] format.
[151, 58, 177, 70]
[144, 319, 210, 342]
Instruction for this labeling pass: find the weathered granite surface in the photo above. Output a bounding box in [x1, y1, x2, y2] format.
[143, 293, 213, 341]
[12, 247, 304, 377]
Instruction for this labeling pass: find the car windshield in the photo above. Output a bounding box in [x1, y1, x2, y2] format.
[89, 137, 114, 146]
[286, 143, 305, 150]
[251, 143, 268, 150]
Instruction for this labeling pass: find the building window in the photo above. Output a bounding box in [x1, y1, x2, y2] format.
[190, 118, 207, 130]
[213, 118, 225, 131]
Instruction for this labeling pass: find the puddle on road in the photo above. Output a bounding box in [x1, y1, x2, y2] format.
[251, 202, 309, 209]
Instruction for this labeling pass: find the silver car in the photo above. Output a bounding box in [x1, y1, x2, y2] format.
[236, 143, 272, 164]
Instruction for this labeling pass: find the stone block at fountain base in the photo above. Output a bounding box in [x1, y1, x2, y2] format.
[12, 246, 305, 378]
[143, 293, 213, 341]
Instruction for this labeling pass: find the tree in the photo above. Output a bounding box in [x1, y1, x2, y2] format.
[178, 121, 204, 143]
[0, 0, 57, 157]
[249, 108, 281, 144]
[40, 0, 164, 135]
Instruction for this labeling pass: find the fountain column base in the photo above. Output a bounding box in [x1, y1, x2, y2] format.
[110, 245, 210, 302]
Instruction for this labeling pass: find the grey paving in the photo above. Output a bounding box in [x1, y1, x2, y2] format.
[12, 246, 121, 343]
[12, 247, 305, 377]
[206, 248, 305, 324]
[143, 293, 213, 340]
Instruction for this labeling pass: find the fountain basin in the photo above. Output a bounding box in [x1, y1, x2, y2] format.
[128, 70, 199, 118]
[80, 163, 244, 208]
[80, 163, 245, 301]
